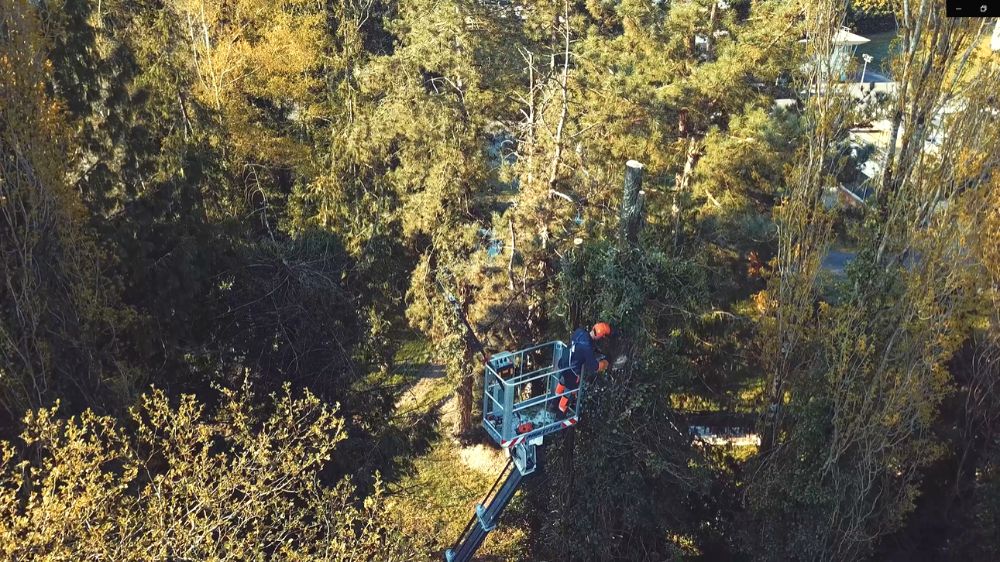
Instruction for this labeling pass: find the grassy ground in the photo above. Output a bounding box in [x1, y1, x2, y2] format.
[385, 338, 529, 561]
[386, 439, 529, 561]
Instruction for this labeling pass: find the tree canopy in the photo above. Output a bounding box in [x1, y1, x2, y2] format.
[2, 0, 998, 560]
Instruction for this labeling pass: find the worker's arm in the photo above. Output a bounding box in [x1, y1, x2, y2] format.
[571, 329, 607, 375]
[583, 355, 609, 385]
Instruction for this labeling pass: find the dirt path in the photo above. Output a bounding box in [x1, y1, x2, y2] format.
[394, 362, 447, 413]
[393, 357, 506, 476]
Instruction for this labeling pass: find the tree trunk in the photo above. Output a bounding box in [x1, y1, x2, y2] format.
[558, 430, 576, 562]
[526, 445, 550, 556]
[673, 137, 702, 251]
[457, 352, 475, 436]
[619, 160, 645, 247]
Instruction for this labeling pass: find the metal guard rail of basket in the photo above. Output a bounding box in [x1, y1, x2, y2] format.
[481, 340, 582, 448]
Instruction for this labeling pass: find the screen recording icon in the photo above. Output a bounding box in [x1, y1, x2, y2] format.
[947, 1, 997, 16]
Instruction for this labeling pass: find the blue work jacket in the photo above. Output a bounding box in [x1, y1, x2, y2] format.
[567, 327, 599, 380]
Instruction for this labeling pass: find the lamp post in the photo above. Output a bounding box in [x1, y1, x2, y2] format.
[860, 53, 873, 86]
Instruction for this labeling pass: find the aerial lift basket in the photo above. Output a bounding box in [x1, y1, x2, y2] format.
[481, 340, 584, 471]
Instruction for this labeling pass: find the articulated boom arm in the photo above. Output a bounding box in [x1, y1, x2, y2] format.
[447, 340, 592, 561]
[445, 454, 532, 562]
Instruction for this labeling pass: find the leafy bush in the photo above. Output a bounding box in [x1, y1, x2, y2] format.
[0, 384, 414, 561]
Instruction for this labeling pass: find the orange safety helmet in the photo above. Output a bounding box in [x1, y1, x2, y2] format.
[591, 322, 612, 339]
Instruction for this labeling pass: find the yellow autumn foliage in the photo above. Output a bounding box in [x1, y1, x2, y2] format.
[0, 384, 414, 561]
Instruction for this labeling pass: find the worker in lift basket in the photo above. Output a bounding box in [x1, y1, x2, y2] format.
[554, 322, 611, 417]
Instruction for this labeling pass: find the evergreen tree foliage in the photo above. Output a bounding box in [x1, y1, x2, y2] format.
[538, 239, 709, 561]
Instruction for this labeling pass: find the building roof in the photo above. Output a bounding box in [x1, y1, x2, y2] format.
[797, 28, 870, 47]
[833, 28, 871, 46]
[859, 159, 881, 179]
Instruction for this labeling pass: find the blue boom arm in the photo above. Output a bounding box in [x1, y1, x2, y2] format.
[445, 458, 528, 562]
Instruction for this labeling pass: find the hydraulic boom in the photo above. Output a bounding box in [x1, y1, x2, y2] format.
[445, 455, 530, 562]
[445, 340, 592, 561]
